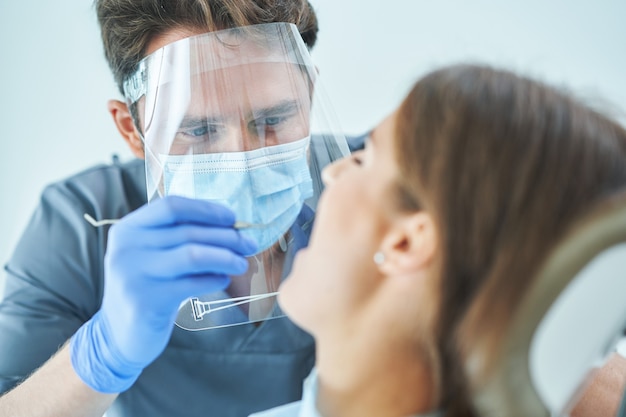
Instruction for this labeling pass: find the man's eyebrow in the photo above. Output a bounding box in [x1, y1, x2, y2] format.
[178, 115, 225, 128]
[253, 100, 300, 118]
[178, 100, 301, 128]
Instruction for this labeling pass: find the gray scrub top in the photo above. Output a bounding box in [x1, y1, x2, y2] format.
[0, 157, 315, 417]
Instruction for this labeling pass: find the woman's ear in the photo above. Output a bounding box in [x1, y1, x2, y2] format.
[376, 212, 437, 275]
[108, 99, 145, 159]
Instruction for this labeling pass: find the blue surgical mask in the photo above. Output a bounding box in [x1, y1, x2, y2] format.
[160, 136, 313, 253]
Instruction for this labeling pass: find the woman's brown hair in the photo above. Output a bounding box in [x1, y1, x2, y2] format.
[393, 64, 626, 415]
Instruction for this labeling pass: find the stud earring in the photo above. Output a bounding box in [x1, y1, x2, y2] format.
[373, 251, 385, 265]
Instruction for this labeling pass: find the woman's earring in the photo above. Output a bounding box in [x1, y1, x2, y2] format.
[373, 251, 385, 265]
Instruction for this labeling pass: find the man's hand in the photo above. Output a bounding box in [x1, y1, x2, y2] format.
[70, 196, 257, 393]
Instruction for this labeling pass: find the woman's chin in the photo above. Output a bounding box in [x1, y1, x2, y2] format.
[288, 247, 309, 276]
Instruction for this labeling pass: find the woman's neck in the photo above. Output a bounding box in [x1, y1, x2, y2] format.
[314, 328, 436, 417]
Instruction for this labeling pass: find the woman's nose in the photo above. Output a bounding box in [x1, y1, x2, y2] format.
[321, 156, 349, 186]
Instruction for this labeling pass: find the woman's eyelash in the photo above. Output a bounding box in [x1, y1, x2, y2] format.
[351, 154, 363, 165]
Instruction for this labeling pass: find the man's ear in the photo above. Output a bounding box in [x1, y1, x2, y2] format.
[377, 212, 437, 275]
[108, 99, 144, 159]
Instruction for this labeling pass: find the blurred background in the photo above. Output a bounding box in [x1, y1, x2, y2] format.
[1, 0, 625, 298]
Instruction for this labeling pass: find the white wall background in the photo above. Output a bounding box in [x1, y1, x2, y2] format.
[1, 0, 625, 299]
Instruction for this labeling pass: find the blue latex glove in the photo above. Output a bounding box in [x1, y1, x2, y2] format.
[70, 196, 257, 393]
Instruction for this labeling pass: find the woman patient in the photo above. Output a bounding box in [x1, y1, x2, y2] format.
[252, 64, 626, 417]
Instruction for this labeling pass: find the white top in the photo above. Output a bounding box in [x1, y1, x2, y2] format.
[249, 368, 442, 417]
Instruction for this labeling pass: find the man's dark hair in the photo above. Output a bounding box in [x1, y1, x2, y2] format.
[95, 0, 319, 94]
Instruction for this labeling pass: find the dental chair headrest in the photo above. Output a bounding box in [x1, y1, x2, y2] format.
[470, 193, 626, 417]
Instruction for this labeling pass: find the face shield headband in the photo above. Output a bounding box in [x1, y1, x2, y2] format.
[122, 22, 350, 330]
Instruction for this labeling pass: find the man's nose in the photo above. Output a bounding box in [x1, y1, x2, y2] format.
[217, 125, 258, 152]
[238, 122, 278, 152]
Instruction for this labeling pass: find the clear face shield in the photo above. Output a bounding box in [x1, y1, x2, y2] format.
[123, 23, 350, 330]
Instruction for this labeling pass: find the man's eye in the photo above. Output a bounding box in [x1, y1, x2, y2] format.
[189, 126, 209, 137]
[180, 124, 221, 139]
[263, 116, 282, 126]
[252, 116, 284, 128]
